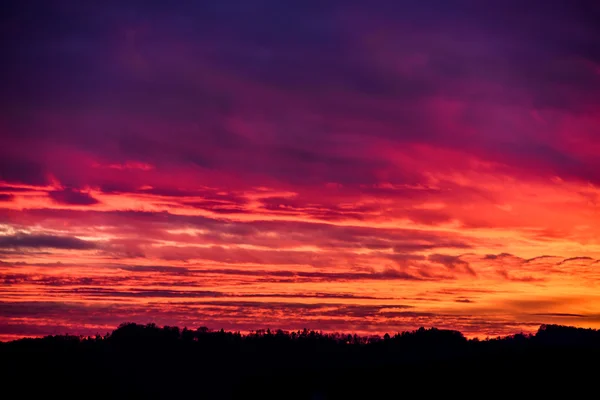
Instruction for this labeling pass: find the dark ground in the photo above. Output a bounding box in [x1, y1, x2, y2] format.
[1, 323, 598, 399]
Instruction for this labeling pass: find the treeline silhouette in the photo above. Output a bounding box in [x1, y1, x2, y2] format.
[2, 323, 600, 398]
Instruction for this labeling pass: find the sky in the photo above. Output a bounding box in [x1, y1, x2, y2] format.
[1, 0, 600, 341]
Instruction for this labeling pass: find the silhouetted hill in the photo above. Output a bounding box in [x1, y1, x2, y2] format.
[2, 323, 600, 399]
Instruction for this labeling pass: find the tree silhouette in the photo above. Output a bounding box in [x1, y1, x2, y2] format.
[1, 323, 599, 398]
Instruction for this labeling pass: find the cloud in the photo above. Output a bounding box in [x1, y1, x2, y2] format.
[496, 270, 544, 283]
[2, 0, 599, 188]
[0, 158, 48, 186]
[45, 287, 398, 302]
[525, 256, 559, 263]
[428, 254, 476, 276]
[0, 274, 113, 287]
[48, 188, 100, 205]
[0, 194, 14, 202]
[67, 288, 227, 299]
[0, 208, 475, 253]
[187, 267, 426, 282]
[557, 257, 596, 265]
[483, 253, 514, 260]
[504, 298, 583, 313]
[531, 313, 587, 318]
[118, 265, 192, 274]
[182, 201, 247, 214]
[0, 234, 97, 250]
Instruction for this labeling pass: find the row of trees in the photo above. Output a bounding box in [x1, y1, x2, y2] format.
[2, 323, 599, 398]
[4, 322, 599, 350]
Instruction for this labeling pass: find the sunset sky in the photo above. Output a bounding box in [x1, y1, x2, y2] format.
[1, 0, 600, 341]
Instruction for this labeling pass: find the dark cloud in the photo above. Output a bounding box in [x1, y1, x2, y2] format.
[66, 288, 227, 299]
[0, 274, 113, 287]
[1, 0, 599, 187]
[182, 201, 247, 214]
[531, 313, 587, 318]
[48, 188, 100, 205]
[0, 301, 99, 319]
[0, 208, 474, 252]
[45, 287, 396, 302]
[525, 256, 558, 263]
[0, 194, 14, 202]
[0, 234, 97, 250]
[496, 270, 544, 283]
[558, 257, 596, 265]
[118, 265, 192, 274]
[258, 196, 379, 221]
[483, 253, 514, 260]
[428, 254, 476, 276]
[394, 241, 471, 253]
[0, 158, 48, 186]
[189, 267, 426, 282]
[505, 298, 578, 311]
[0, 186, 32, 193]
[0, 300, 410, 321]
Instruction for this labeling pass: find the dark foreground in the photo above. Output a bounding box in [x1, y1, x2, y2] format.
[2, 323, 599, 399]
